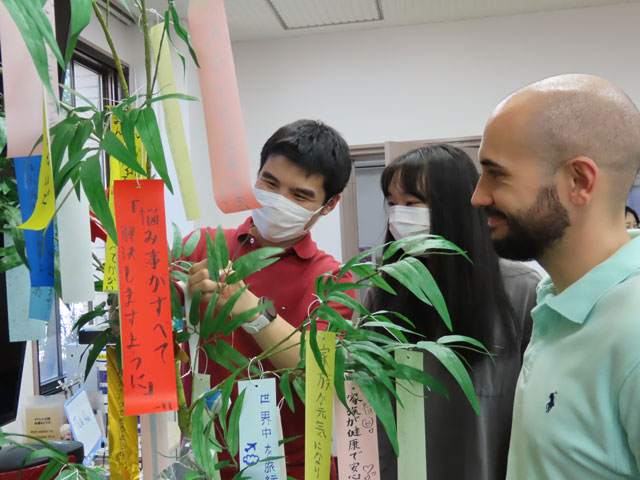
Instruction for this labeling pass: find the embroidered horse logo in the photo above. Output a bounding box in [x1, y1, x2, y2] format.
[545, 391, 558, 413]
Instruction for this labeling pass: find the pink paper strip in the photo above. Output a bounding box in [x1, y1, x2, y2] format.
[335, 381, 381, 480]
[0, 3, 44, 158]
[188, 0, 260, 213]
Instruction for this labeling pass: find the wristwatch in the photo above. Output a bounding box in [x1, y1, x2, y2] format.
[241, 296, 277, 334]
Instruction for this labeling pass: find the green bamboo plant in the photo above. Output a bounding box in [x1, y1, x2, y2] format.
[0, 2, 488, 479]
[157, 228, 488, 479]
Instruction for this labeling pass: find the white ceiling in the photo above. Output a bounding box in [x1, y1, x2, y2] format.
[155, 0, 638, 42]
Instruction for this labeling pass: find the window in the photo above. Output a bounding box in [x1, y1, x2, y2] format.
[37, 42, 126, 395]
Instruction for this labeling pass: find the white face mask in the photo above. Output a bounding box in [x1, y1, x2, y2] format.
[252, 187, 324, 243]
[388, 205, 430, 241]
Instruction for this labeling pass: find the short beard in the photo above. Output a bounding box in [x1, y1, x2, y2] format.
[489, 185, 570, 261]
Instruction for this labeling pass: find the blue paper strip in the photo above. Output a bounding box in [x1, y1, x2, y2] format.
[14, 156, 55, 287]
[29, 286, 55, 322]
[238, 378, 282, 480]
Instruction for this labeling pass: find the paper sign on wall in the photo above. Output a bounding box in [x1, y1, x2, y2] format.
[114, 179, 177, 415]
[188, 0, 260, 214]
[238, 378, 283, 479]
[305, 331, 336, 480]
[396, 350, 427, 479]
[335, 381, 381, 480]
[149, 23, 201, 221]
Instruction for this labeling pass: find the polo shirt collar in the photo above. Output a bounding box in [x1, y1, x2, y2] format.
[237, 216, 318, 260]
[537, 230, 640, 324]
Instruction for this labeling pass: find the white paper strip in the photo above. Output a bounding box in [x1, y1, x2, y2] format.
[57, 157, 95, 303]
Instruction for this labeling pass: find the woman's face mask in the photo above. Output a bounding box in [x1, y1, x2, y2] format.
[388, 205, 431, 241]
[252, 187, 324, 243]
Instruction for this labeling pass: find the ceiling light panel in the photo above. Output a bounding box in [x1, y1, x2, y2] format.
[267, 0, 383, 29]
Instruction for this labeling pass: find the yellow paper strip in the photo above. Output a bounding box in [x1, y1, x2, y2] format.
[396, 350, 427, 479]
[107, 345, 141, 480]
[305, 331, 336, 480]
[149, 24, 201, 221]
[19, 97, 54, 231]
[103, 117, 147, 292]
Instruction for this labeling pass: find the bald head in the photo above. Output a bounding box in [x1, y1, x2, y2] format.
[492, 74, 640, 200]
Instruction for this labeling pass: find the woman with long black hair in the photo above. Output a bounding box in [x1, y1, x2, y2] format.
[370, 144, 540, 479]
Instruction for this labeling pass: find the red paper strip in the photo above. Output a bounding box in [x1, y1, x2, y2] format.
[114, 179, 177, 415]
[188, 0, 260, 214]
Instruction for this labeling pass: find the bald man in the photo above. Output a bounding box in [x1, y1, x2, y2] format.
[472, 74, 640, 479]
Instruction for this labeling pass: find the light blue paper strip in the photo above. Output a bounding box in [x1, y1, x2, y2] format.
[5, 235, 47, 341]
[29, 286, 55, 322]
[238, 378, 282, 480]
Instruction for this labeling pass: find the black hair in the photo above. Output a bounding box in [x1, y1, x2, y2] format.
[626, 205, 640, 225]
[260, 120, 352, 203]
[369, 144, 518, 358]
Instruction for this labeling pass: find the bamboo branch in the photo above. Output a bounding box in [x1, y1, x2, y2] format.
[92, 3, 130, 99]
[139, 0, 153, 101]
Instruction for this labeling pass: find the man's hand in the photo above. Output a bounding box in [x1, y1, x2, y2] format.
[187, 260, 259, 320]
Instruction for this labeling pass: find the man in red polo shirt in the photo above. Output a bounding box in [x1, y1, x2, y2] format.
[182, 119, 354, 479]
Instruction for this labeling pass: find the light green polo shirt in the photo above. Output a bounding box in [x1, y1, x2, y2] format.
[506, 231, 640, 479]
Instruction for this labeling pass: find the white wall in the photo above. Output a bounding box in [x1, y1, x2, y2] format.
[186, 2, 640, 262]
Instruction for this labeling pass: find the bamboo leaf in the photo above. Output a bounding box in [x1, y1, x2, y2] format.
[326, 291, 368, 316]
[83, 328, 112, 380]
[316, 304, 355, 334]
[50, 120, 78, 174]
[72, 301, 106, 331]
[353, 372, 399, 454]
[226, 248, 283, 284]
[80, 155, 117, 242]
[170, 4, 200, 67]
[66, 0, 92, 63]
[292, 376, 306, 405]
[144, 93, 199, 105]
[189, 290, 203, 326]
[350, 263, 396, 294]
[163, 11, 186, 74]
[416, 341, 480, 416]
[404, 257, 451, 330]
[334, 346, 347, 408]
[221, 301, 267, 336]
[199, 292, 218, 340]
[307, 318, 327, 377]
[227, 388, 246, 456]
[100, 131, 146, 177]
[437, 335, 491, 356]
[60, 84, 98, 111]
[171, 222, 183, 260]
[338, 244, 386, 279]
[136, 107, 173, 192]
[182, 230, 201, 258]
[206, 230, 224, 283]
[279, 373, 294, 412]
[210, 285, 248, 335]
[379, 259, 432, 307]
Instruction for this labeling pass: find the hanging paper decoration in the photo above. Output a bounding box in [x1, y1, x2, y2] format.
[396, 350, 427, 479]
[103, 117, 147, 292]
[107, 345, 141, 480]
[114, 179, 177, 415]
[4, 236, 47, 342]
[305, 331, 336, 480]
[238, 378, 283, 479]
[188, 0, 260, 213]
[0, 2, 44, 158]
[57, 153, 95, 303]
[335, 380, 381, 480]
[149, 24, 201, 221]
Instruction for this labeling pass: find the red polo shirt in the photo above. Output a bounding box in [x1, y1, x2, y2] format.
[181, 217, 354, 479]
